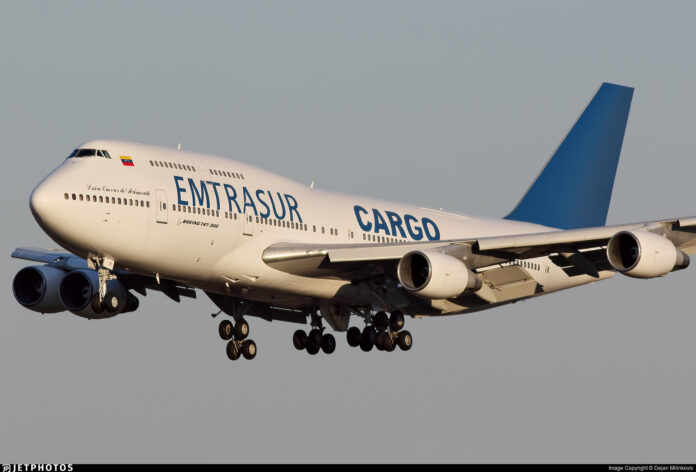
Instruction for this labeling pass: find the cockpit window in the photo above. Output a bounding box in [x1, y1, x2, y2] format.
[68, 148, 113, 159]
[75, 149, 96, 157]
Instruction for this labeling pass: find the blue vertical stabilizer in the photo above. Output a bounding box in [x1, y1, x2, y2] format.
[505, 83, 633, 229]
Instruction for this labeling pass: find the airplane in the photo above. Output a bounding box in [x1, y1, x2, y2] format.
[12, 82, 696, 361]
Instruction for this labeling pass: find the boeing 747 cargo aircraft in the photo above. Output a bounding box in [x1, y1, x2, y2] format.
[12, 83, 696, 360]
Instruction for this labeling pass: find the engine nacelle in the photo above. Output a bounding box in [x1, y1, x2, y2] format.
[59, 269, 139, 319]
[13, 265, 67, 314]
[606, 230, 690, 279]
[397, 250, 482, 299]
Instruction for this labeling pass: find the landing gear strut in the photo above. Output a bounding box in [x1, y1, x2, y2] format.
[346, 310, 412, 353]
[89, 255, 116, 309]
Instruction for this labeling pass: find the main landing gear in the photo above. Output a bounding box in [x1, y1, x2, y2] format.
[346, 310, 412, 353]
[292, 312, 336, 355]
[218, 317, 257, 361]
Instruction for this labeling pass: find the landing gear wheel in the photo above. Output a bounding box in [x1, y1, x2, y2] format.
[308, 329, 323, 348]
[321, 333, 336, 354]
[234, 318, 249, 340]
[347, 326, 362, 347]
[373, 311, 389, 330]
[219, 319, 234, 341]
[306, 341, 320, 355]
[397, 330, 413, 351]
[293, 329, 307, 350]
[103, 291, 123, 313]
[362, 326, 377, 345]
[389, 310, 405, 332]
[360, 326, 376, 352]
[226, 340, 241, 360]
[381, 331, 396, 352]
[375, 331, 387, 351]
[242, 340, 257, 360]
[384, 333, 396, 352]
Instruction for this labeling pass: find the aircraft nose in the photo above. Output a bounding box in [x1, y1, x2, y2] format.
[29, 180, 52, 224]
[29, 174, 63, 233]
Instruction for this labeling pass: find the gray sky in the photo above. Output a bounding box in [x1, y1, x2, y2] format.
[2, 0, 696, 463]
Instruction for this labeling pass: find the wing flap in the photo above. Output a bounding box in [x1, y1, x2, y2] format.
[476, 265, 539, 303]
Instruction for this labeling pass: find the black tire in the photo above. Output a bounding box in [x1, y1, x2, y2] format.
[321, 333, 336, 354]
[308, 328, 323, 348]
[360, 326, 376, 352]
[397, 330, 413, 351]
[375, 331, 387, 351]
[219, 319, 234, 341]
[346, 326, 361, 347]
[384, 333, 396, 352]
[361, 326, 377, 345]
[373, 311, 389, 330]
[306, 342, 320, 355]
[90, 294, 104, 314]
[226, 340, 240, 360]
[293, 329, 307, 350]
[103, 291, 124, 313]
[242, 340, 257, 360]
[389, 310, 405, 332]
[234, 318, 249, 340]
[360, 337, 374, 352]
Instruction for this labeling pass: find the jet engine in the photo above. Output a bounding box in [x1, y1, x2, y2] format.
[397, 250, 482, 299]
[59, 269, 139, 319]
[13, 265, 67, 314]
[606, 230, 690, 279]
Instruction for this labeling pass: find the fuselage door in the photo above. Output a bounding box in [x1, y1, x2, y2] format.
[243, 213, 253, 236]
[155, 189, 168, 224]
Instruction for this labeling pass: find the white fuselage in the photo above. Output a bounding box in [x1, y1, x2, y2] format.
[29, 140, 613, 316]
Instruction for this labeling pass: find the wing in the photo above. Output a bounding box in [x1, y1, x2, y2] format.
[11, 247, 196, 302]
[263, 216, 696, 281]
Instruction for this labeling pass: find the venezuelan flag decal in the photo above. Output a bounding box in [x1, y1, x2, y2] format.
[120, 156, 134, 167]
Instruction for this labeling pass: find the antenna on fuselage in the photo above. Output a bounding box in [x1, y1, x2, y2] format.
[177, 143, 181, 151]
[310, 181, 315, 189]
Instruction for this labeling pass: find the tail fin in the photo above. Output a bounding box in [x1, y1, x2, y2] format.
[505, 82, 634, 229]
